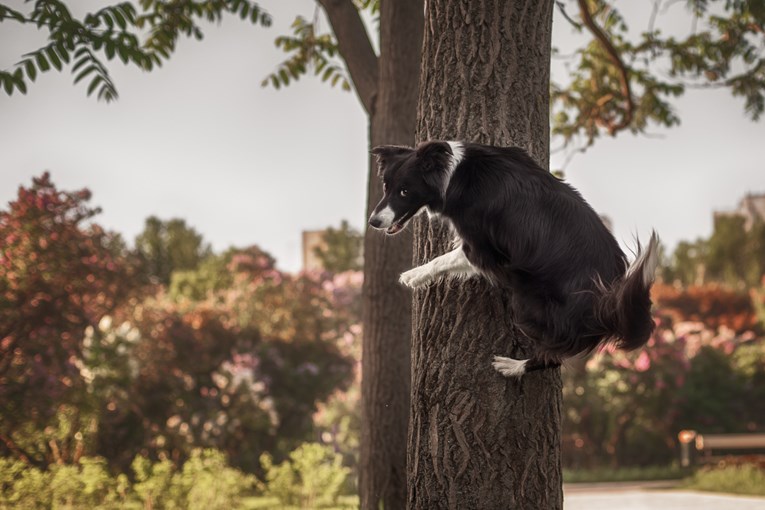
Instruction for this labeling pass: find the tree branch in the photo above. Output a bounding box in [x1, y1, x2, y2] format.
[556, 1, 582, 30]
[577, 0, 635, 135]
[316, 0, 379, 115]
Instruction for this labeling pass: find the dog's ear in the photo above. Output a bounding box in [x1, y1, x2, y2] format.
[415, 141, 453, 172]
[371, 145, 413, 176]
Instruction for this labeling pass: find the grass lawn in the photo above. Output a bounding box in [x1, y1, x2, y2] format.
[563, 465, 688, 484]
[241, 495, 359, 509]
[684, 464, 765, 497]
[242, 465, 765, 508]
[565, 463, 765, 498]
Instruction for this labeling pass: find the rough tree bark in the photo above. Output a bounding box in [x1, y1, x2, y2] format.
[408, 1, 563, 509]
[319, 0, 423, 508]
[360, 0, 423, 507]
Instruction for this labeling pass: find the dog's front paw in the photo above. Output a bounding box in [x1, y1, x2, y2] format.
[399, 267, 433, 288]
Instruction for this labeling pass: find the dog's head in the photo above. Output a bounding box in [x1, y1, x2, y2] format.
[368, 141, 455, 235]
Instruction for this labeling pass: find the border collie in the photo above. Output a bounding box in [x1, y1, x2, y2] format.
[368, 141, 659, 377]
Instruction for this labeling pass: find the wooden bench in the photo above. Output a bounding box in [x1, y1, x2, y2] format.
[678, 430, 765, 466]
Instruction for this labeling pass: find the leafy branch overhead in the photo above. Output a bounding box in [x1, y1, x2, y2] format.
[554, 0, 765, 148]
[262, 15, 351, 92]
[2, 0, 762, 150]
[261, 0, 380, 94]
[0, 0, 271, 101]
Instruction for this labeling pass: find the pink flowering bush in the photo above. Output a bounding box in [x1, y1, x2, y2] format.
[0, 174, 142, 467]
[1, 175, 357, 479]
[563, 304, 765, 468]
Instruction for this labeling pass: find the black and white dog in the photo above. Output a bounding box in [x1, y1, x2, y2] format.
[368, 141, 659, 377]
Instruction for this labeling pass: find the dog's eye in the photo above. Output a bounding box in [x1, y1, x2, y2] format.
[400, 189, 408, 197]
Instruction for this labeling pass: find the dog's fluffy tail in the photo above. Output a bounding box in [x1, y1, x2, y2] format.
[598, 231, 660, 351]
[493, 232, 660, 379]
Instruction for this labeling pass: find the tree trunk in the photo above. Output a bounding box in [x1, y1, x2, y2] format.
[408, 1, 562, 509]
[360, 1, 423, 509]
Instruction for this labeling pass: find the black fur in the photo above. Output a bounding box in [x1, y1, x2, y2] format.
[369, 141, 659, 371]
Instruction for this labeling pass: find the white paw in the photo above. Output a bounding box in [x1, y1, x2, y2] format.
[492, 356, 527, 378]
[399, 267, 433, 288]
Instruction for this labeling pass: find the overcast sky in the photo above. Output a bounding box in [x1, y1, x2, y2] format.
[1, 1, 763, 272]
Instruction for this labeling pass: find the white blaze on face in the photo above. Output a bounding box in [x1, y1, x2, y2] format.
[370, 205, 395, 228]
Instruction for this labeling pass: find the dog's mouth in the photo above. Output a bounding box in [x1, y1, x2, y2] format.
[385, 208, 422, 235]
[386, 223, 404, 235]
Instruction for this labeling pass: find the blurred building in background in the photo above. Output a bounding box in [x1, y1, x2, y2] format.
[715, 192, 765, 230]
[302, 222, 364, 273]
[302, 230, 328, 272]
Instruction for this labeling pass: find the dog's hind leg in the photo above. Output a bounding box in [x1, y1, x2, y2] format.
[491, 356, 528, 378]
[399, 247, 477, 288]
[492, 356, 561, 378]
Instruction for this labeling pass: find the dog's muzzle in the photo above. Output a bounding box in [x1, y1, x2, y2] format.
[368, 205, 398, 233]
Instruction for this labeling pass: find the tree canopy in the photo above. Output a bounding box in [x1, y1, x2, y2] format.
[135, 216, 211, 286]
[2, 0, 763, 146]
[0, 0, 271, 101]
[312, 220, 363, 273]
[663, 213, 765, 287]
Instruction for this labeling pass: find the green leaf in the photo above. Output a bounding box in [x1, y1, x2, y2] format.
[74, 65, 98, 84]
[84, 13, 99, 27]
[0, 4, 26, 23]
[35, 52, 50, 72]
[105, 41, 115, 59]
[112, 9, 127, 30]
[47, 47, 62, 70]
[12, 69, 27, 94]
[25, 60, 37, 82]
[120, 4, 137, 24]
[56, 42, 71, 64]
[279, 69, 289, 86]
[97, 84, 115, 101]
[2, 74, 13, 95]
[72, 56, 90, 73]
[117, 45, 129, 64]
[87, 75, 104, 96]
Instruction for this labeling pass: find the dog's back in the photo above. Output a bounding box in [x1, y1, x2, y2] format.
[441, 143, 657, 363]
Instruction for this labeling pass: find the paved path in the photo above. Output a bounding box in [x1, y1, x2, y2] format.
[564, 486, 765, 510]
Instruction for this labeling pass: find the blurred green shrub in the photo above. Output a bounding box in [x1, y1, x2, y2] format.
[0, 456, 129, 509]
[133, 449, 255, 510]
[260, 443, 349, 508]
[132, 455, 181, 509]
[0, 457, 51, 509]
[0, 450, 252, 510]
[50, 457, 128, 509]
[687, 464, 765, 496]
[178, 449, 256, 510]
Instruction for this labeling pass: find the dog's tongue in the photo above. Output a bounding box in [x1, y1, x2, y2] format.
[387, 223, 403, 235]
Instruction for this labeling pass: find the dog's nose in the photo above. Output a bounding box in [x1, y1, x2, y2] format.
[369, 216, 382, 229]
